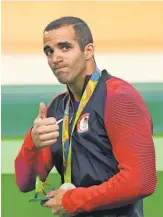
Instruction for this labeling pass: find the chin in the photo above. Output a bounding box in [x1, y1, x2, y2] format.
[54, 70, 70, 83]
[58, 80, 68, 84]
[57, 77, 70, 85]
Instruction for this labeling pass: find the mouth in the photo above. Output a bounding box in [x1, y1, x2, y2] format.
[53, 67, 68, 81]
[54, 66, 67, 71]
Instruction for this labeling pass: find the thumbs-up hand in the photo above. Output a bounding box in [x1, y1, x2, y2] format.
[31, 102, 59, 148]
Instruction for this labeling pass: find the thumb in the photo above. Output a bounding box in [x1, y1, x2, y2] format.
[38, 102, 47, 119]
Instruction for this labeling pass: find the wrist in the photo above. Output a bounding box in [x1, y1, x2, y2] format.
[28, 129, 38, 151]
[62, 189, 76, 214]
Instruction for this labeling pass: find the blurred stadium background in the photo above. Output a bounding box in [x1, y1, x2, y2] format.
[1, 1, 163, 217]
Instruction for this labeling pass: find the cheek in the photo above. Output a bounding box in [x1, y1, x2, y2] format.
[75, 57, 86, 72]
[47, 59, 53, 68]
[69, 53, 85, 70]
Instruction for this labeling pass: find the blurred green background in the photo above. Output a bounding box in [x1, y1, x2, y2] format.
[2, 83, 163, 138]
[1, 84, 163, 217]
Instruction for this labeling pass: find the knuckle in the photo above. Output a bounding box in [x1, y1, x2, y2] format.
[39, 132, 54, 141]
[41, 138, 58, 147]
[51, 125, 58, 132]
[55, 131, 59, 138]
[49, 132, 56, 139]
[37, 129, 42, 134]
[39, 134, 44, 141]
[37, 126, 44, 134]
[55, 124, 60, 131]
[48, 125, 54, 132]
[50, 139, 57, 145]
[53, 139, 57, 144]
[34, 118, 41, 125]
[50, 132, 55, 139]
[49, 117, 56, 123]
[36, 127, 41, 134]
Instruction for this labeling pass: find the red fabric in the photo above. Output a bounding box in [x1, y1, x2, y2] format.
[14, 93, 67, 192]
[62, 77, 157, 213]
[15, 130, 52, 192]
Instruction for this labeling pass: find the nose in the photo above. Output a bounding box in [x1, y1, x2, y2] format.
[51, 50, 63, 64]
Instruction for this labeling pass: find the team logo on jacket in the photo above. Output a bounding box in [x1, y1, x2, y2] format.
[77, 113, 89, 133]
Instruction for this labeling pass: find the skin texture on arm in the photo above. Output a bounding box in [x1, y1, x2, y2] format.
[61, 77, 157, 213]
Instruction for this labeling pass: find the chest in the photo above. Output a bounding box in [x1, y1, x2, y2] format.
[48, 84, 115, 176]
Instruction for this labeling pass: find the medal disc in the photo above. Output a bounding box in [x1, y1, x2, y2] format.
[60, 183, 76, 190]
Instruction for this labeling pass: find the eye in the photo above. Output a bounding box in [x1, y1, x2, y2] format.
[60, 44, 72, 52]
[61, 45, 71, 52]
[62, 46, 69, 51]
[45, 48, 53, 57]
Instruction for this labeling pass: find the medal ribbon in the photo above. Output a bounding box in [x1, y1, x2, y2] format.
[62, 70, 101, 183]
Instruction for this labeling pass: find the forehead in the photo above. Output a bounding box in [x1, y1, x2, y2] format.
[43, 25, 76, 45]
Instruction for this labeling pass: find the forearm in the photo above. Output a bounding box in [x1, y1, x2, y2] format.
[62, 158, 156, 213]
[15, 130, 52, 192]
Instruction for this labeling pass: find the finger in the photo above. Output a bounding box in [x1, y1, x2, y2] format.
[43, 197, 55, 207]
[39, 131, 59, 142]
[37, 124, 59, 134]
[46, 190, 60, 197]
[52, 208, 60, 215]
[38, 102, 47, 119]
[39, 139, 58, 147]
[34, 117, 57, 126]
[52, 208, 67, 215]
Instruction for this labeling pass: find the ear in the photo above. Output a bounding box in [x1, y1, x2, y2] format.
[84, 43, 94, 60]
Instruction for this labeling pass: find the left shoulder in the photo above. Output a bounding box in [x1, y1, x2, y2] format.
[105, 76, 143, 101]
[106, 76, 136, 92]
[105, 76, 152, 118]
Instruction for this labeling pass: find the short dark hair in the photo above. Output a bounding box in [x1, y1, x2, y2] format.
[44, 16, 93, 51]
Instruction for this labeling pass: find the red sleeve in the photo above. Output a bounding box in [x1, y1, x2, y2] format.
[14, 129, 53, 192]
[62, 77, 157, 213]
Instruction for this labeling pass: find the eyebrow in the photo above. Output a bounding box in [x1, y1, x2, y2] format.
[43, 41, 72, 53]
[57, 41, 72, 47]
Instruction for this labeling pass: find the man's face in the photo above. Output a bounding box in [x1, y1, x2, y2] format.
[43, 25, 88, 85]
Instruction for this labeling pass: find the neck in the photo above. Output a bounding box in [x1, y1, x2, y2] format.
[68, 81, 84, 101]
[68, 63, 96, 101]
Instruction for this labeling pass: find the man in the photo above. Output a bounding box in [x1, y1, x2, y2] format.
[15, 16, 157, 217]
